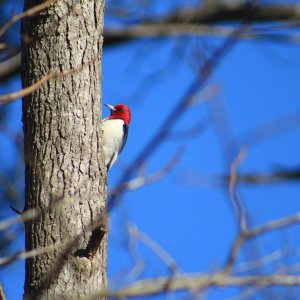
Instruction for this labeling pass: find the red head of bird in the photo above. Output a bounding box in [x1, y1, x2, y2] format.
[105, 104, 131, 126]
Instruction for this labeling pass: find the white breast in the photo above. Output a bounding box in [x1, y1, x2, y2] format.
[101, 118, 125, 169]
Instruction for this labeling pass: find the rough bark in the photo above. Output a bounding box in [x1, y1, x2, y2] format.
[21, 0, 106, 299]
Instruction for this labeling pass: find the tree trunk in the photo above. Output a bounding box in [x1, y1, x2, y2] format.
[21, 0, 106, 299]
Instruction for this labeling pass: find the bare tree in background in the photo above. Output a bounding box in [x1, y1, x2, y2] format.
[1, 0, 300, 299]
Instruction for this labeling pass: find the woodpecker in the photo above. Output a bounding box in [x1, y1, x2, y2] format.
[102, 103, 131, 171]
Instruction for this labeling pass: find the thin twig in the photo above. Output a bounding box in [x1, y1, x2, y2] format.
[0, 0, 58, 38]
[223, 212, 300, 273]
[0, 244, 56, 267]
[228, 147, 248, 231]
[233, 248, 291, 274]
[0, 56, 97, 104]
[129, 225, 180, 275]
[0, 283, 6, 300]
[110, 147, 184, 197]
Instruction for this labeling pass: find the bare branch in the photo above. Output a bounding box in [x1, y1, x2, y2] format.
[0, 244, 56, 267]
[0, 73, 52, 104]
[234, 248, 291, 274]
[129, 225, 180, 275]
[109, 147, 184, 203]
[104, 24, 300, 46]
[156, 4, 300, 24]
[239, 110, 300, 147]
[104, 4, 300, 46]
[79, 274, 300, 299]
[228, 147, 248, 231]
[0, 283, 6, 300]
[0, 0, 58, 38]
[0, 207, 39, 232]
[247, 213, 300, 239]
[0, 53, 21, 81]
[224, 168, 300, 185]
[223, 212, 300, 273]
[0, 56, 97, 104]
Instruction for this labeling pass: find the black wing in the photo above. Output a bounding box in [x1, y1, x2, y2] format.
[119, 124, 129, 154]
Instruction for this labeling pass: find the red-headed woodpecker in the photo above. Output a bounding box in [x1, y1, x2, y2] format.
[102, 103, 131, 170]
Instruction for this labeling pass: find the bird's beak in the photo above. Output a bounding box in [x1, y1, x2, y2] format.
[104, 103, 116, 111]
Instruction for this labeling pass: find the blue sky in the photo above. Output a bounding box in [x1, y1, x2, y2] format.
[104, 36, 300, 298]
[1, 1, 300, 299]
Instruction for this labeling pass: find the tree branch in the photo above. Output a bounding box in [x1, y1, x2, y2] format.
[104, 4, 300, 46]
[0, 56, 98, 104]
[78, 274, 300, 299]
[1, 4, 300, 81]
[0, 283, 6, 300]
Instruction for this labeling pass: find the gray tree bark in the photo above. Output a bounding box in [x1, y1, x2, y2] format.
[21, 0, 106, 299]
